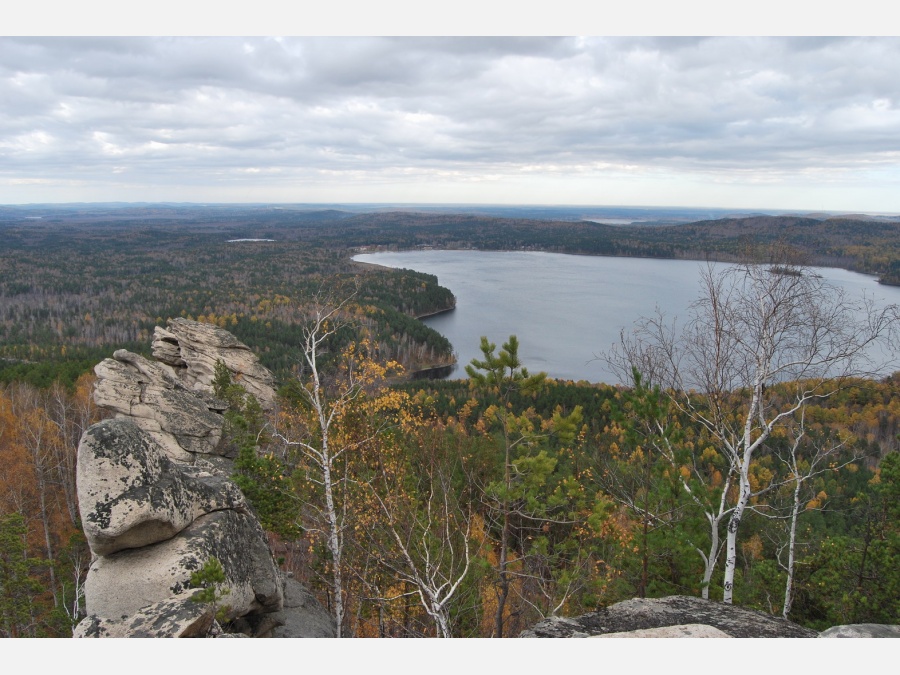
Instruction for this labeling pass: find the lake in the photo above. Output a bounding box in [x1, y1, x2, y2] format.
[353, 250, 900, 384]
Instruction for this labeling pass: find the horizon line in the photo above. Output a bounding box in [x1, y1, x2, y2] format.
[3, 201, 900, 217]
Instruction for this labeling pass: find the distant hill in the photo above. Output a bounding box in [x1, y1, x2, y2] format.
[643, 215, 900, 276]
[327, 211, 900, 280]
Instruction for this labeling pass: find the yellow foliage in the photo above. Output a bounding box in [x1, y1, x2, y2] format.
[742, 533, 764, 561]
[700, 446, 719, 463]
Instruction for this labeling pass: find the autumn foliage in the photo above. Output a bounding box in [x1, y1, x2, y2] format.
[0, 375, 98, 636]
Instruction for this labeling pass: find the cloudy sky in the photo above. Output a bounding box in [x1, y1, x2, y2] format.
[3, 35, 900, 211]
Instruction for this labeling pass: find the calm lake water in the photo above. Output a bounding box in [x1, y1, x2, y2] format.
[354, 250, 900, 384]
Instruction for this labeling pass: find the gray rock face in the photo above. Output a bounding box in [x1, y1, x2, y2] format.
[268, 578, 337, 638]
[93, 319, 276, 461]
[74, 599, 215, 638]
[520, 596, 818, 638]
[819, 624, 900, 638]
[77, 418, 247, 556]
[152, 318, 276, 410]
[595, 624, 732, 638]
[94, 350, 226, 461]
[76, 418, 285, 637]
[84, 508, 282, 621]
[75, 320, 332, 638]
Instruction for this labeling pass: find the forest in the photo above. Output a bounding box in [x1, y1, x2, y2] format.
[1, 204, 898, 637]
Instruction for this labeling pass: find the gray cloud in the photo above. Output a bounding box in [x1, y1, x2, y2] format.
[2, 37, 900, 207]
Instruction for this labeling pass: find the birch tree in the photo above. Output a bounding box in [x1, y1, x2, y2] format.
[600, 369, 735, 599]
[274, 289, 399, 637]
[774, 410, 857, 619]
[366, 424, 476, 638]
[611, 258, 898, 603]
[46, 376, 97, 527]
[278, 300, 351, 635]
[8, 384, 65, 607]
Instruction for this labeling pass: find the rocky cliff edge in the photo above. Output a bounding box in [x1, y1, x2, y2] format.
[74, 319, 333, 638]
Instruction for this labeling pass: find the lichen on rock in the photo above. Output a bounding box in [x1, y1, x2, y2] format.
[74, 319, 333, 638]
[520, 596, 819, 638]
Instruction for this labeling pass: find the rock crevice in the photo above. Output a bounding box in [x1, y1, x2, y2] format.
[152, 318, 276, 410]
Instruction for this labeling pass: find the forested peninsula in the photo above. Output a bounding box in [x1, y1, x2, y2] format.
[1, 203, 898, 637]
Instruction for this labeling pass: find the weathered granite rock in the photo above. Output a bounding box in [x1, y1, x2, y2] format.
[74, 598, 215, 638]
[152, 318, 276, 410]
[77, 418, 247, 556]
[267, 578, 338, 638]
[76, 320, 332, 638]
[595, 624, 732, 638]
[520, 596, 818, 638]
[84, 508, 283, 621]
[819, 624, 900, 638]
[94, 350, 226, 461]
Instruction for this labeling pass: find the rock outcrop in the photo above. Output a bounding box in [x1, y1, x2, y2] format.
[78, 418, 246, 556]
[75, 319, 333, 638]
[520, 596, 818, 638]
[74, 596, 217, 638]
[819, 624, 900, 638]
[152, 318, 277, 410]
[93, 349, 226, 462]
[595, 624, 732, 638]
[268, 578, 340, 638]
[82, 505, 282, 624]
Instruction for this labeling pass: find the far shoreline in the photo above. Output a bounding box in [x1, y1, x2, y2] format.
[352, 247, 889, 285]
[416, 305, 456, 320]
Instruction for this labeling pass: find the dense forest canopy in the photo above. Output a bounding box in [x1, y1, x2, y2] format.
[3, 204, 900, 388]
[1, 203, 898, 637]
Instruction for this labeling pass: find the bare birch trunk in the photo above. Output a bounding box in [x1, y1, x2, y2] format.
[722, 502, 744, 604]
[723, 441, 754, 604]
[699, 513, 721, 600]
[782, 479, 802, 619]
[321, 452, 344, 637]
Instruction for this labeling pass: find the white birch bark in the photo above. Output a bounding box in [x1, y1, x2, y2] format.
[370, 470, 474, 638]
[272, 291, 365, 638]
[777, 411, 853, 619]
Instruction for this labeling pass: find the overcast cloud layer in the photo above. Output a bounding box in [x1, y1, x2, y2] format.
[2, 37, 900, 210]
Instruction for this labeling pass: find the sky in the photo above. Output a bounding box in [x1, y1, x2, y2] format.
[3, 30, 900, 211]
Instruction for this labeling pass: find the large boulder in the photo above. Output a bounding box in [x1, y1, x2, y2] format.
[520, 596, 818, 638]
[152, 318, 276, 410]
[77, 418, 246, 556]
[74, 598, 215, 638]
[76, 419, 286, 636]
[595, 624, 732, 638]
[84, 508, 282, 622]
[268, 578, 337, 638]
